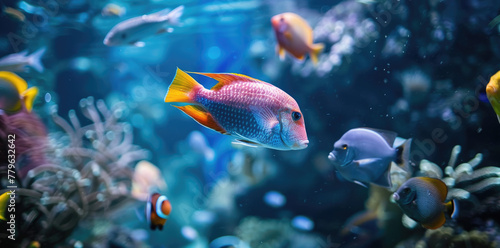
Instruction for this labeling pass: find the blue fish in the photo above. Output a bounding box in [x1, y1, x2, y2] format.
[393, 177, 458, 229]
[327, 128, 411, 188]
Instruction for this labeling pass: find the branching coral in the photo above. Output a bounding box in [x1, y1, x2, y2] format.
[417, 145, 500, 204]
[0, 97, 149, 247]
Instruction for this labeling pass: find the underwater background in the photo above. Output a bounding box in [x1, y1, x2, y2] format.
[1, 0, 500, 247]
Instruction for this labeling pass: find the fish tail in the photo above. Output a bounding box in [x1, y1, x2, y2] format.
[22, 86, 38, 112]
[446, 199, 459, 219]
[164, 68, 203, 104]
[309, 43, 324, 66]
[165, 5, 184, 25]
[0, 192, 9, 221]
[395, 138, 412, 175]
[29, 47, 46, 73]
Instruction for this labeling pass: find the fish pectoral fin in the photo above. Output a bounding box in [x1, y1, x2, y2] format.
[277, 45, 286, 60]
[173, 105, 228, 134]
[131, 41, 145, 47]
[353, 158, 381, 166]
[353, 181, 368, 188]
[422, 213, 446, 230]
[372, 169, 392, 188]
[250, 105, 279, 132]
[284, 30, 293, 40]
[232, 139, 261, 148]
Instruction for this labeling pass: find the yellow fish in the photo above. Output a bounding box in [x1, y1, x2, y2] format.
[0, 192, 9, 221]
[271, 12, 324, 65]
[487, 70, 500, 123]
[0, 71, 38, 114]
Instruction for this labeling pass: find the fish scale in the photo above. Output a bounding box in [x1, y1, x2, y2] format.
[198, 82, 281, 142]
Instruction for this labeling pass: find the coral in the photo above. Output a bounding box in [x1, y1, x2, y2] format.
[0, 97, 149, 247]
[293, 0, 379, 77]
[414, 227, 497, 248]
[417, 145, 500, 203]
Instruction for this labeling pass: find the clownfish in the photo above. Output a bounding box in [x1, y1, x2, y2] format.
[146, 193, 172, 230]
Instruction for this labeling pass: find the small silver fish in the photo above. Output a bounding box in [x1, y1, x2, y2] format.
[393, 177, 457, 229]
[0, 47, 46, 73]
[103, 5, 184, 47]
[327, 128, 411, 188]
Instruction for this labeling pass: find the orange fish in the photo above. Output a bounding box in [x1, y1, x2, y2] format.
[146, 193, 172, 230]
[486, 70, 500, 123]
[271, 12, 324, 65]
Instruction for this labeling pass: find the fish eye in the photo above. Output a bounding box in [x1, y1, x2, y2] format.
[403, 188, 411, 193]
[121, 33, 127, 39]
[280, 17, 285, 22]
[291, 111, 301, 121]
[342, 144, 348, 150]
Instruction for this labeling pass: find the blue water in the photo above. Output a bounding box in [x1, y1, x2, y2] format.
[1, 0, 500, 247]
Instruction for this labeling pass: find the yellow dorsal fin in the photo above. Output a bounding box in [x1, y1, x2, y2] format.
[187, 72, 266, 91]
[422, 213, 446, 229]
[418, 177, 448, 201]
[0, 71, 27, 94]
[22, 86, 38, 112]
[173, 105, 227, 134]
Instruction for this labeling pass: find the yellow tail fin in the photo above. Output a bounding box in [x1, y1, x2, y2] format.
[309, 43, 324, 66]
[164, 68, 203, 103]
[22, 86, 38, 112]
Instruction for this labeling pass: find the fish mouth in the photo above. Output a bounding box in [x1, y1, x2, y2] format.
[393, 193, 400, 202]
[291, 140, 309, 150]
[328, 152, 335, 161]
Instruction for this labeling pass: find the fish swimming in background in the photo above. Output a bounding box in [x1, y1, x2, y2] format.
[393, 177, 458, 229]
[3, 6, 26, 22]
[164, 68, 308, 150]
[0, 71, 38, 114]
[103, 5, 184, 47]
[0, 192, 9, 221]
[0, 47, 46, 73]
[271, 12, 324, 65]
[101, 3, 126, 17]
[328, 128, 411, 188]
[146, 193, 172, 230]
[486, 70, 500, 123]
[132, 160, 167, 201]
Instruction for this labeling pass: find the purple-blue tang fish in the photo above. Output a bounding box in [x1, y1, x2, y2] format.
[393, 177, 457, 229]
[327, 128, 411, 188]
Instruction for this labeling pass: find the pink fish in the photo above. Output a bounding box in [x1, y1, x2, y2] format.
[164, 68, 308, 150]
